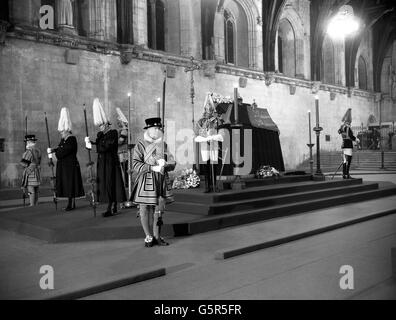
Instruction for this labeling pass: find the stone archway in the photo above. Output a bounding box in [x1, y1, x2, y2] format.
[213, 0, 261, 69]
[358, 55, 368, 90]
[277, 5, 308, 79]
[277, 18, 296, 77]
[321, 35, 335, 85]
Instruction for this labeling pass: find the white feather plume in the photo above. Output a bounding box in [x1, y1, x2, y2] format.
[116, 107, 128, 126]
[93, 98, 109, 126]
[203, 92, 215, 113]
[57, 107, 72, 132]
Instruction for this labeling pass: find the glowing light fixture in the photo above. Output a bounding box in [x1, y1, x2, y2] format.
[327, 5, 359, 40]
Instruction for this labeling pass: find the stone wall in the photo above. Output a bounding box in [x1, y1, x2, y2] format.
[0, 36, 377, 188]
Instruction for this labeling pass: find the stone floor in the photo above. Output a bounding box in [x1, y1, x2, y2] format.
[0, 172, 395, 300]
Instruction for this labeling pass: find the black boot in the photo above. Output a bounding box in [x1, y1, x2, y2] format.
[153, 236, 169, 246]
[112, 202, 118, 215]
[342, 163, 347, 179]
[102, 203, 113, 217]
[346, 156, 354, 179]
[204, 164, 212, 193]
[64, 198, 74, 211]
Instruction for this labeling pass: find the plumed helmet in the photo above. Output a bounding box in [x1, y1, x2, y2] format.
[93, 98, 109, 126]
[341, 108, 352, 124]
[57, 107, 72, 132]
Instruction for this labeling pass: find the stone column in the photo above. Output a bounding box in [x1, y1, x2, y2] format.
[9, 0, 41, 28]
[133, 0, 148, 47]
[87, 0, 117, 42]
[391, 41, 396, 101]
[168, 0, 181, 54]
[149, 0, 156, 49]
[56, 0, 77, 35]
[179, 0, 202, 59]
[117, 0, 134, 44]
[213, 7, 225, 63]
[334, 38, 346, 86]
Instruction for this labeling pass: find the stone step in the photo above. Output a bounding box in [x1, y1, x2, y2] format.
[172, 186, 396, 236]
[172, 178, 363, 205]
[171, 182, 378, 215]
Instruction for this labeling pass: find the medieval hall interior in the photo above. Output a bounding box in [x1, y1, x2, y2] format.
[0, 0, 395, 301]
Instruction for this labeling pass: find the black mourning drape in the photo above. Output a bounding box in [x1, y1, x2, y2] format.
[198, 103, 285, 175]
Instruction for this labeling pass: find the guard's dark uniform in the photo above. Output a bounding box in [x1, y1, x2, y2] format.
[54, 135, 85, 198]
[338, 124, 357, 179]
[95, 129, 127, 208]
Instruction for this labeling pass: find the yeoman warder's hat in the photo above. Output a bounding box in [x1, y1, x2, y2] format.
[144, 117, 163, 130]
[24, 134, 38, 142]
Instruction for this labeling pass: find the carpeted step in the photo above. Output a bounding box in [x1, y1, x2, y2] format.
[171, 186, 396, 236]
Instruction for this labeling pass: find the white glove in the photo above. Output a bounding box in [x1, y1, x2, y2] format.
[157, 159, 166, 167]
[47, 148, 53, 159]
[211, 134, 224, 142]
[356, 138, 360, 143]
[195, 136, 208, 143]
[152, 165, 162, 173]
[85, 137, 92, 149]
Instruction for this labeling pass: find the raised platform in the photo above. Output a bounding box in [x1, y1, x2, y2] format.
[0, 175, 395, 243]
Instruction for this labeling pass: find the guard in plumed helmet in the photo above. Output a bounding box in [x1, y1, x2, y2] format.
[85, 98, 126, 217]
[194, 93, 224, 192]
[115, 107, 130, 188]
[20, 135, 42, 206]
[338, 108, 360, 179]
[47, 107, 85, 211]
[131, 117, 176, 247]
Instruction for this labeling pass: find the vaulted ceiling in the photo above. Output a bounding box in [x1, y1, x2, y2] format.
[262, 0, 396, 91]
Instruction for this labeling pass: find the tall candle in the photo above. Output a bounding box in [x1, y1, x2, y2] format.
[315, 95, 319, 126]
[128, 93, 131, 143]
[308, 110, 312, 143]
[234, 85, 239, 124]
[157, 98, 161, 118]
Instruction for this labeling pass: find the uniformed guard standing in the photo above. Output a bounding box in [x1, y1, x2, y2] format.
[20, 135, 42, 206]
[131, 117, 176, 247]
[116, 107, 129, 188]
[194, 93, 224, 193]
[338, 108, 360, 179]
[85, 98, 126, 217]
[47, 107, 85, 211]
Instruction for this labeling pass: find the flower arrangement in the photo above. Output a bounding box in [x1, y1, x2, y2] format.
[211, 92, 234, 104]
[255, 165, 280, 179]
[172, 168, 200, 189]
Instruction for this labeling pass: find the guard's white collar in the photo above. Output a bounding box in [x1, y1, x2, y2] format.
[144, 131, 163, 144]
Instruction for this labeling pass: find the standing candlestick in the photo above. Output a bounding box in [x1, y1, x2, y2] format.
[157, 98, 161, 118]
[308, 110, 312, 143]
[313, 95, 324, 178]
[307, 110, 314, 176]
[234, 85, 239, 124]
[124, 92, 134, 208]
[128, 93, 131, 142]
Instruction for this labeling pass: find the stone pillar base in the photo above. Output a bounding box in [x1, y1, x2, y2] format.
[58, 24, 77, 36]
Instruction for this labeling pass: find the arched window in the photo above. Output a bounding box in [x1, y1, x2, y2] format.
[0, 0, 9, 22]
[147, 0, 165, 51]
[321, 36, 335, 84]
[224, 10, 235, 64]
[277, 35, 283, 73]
[358, 56, 368, 90]
[277, 19, 296, 77]
[116, 0, 134, 44]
